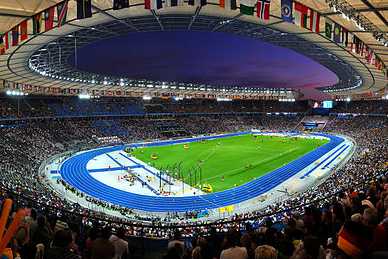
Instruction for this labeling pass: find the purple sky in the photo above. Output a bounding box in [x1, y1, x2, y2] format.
[71, 31, 338, 90]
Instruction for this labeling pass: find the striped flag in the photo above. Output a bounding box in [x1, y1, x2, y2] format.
[219, 0, 237, 10]
[77, 0, 92, 19]
[44, 6, 55, 31]
[57, 1, 68, 27]
[5, 32, 12, 49]
[294, 2, 308, 28]
[32, 13, 42, 34]
[333, 23, 341, 43]
[240, 0, 256, 15]
[20, 20, 28, 41]
[11, 27, 18, 46]
[188, 0, 207, 7]
[113, 0, 129, 10]
[257, 0, 270, 20]
[307, 8, 320, 32]
[165, 0, 184, 7]
[0, 36, 5, 54]
[325, 19, 333, 39]
[145, 0, 163, 9]
[342, 28, 348, 47]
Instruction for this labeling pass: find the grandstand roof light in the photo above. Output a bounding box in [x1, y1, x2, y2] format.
[216, 97, 232, 102]
[79, 93, 91, 99]
[6, 90, 27, 96]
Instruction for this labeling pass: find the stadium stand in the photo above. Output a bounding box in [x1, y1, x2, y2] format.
[0, 99, 386, 258]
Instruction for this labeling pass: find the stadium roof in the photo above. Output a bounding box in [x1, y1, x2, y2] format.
[0, 0, 386, 98]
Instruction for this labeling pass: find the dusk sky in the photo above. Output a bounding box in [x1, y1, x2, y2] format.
[71, 31, 338, 90]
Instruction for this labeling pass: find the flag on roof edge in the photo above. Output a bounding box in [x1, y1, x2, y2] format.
[294, 2, 309, 28]
[240, 0, 256, 15]
[57, 1, 69, 27]
[77, 0, 92, 19]
[333, 23, 341, 43]
[32, 13, 42, 34]
[341, 28, 348, 47]
[188, 0, 207, 7]
[166, 0, 184, 7]
[307, 8, 320, 32]
[44, 6, 55, 31]
[20, 20, 28, 41]
[0, 36, 4, 55]
[145, 0, 163, 9]
[281, 0, 293, 23]
[113, 0, 129, 10]
[219, 0, 237, 10]
[11, 27, 18, 46]
[257, 0, 270, 20]
[324, 19, 332, 39]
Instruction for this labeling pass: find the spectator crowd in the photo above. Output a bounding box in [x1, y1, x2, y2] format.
[0, 102, 386, 259]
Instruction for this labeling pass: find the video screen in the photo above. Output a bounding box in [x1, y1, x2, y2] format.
[322, 100, 333, 109]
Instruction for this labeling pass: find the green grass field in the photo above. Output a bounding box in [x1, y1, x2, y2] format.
[131, 134, 328, 192]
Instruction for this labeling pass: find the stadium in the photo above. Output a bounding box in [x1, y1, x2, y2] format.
[0, 0, 386, 259]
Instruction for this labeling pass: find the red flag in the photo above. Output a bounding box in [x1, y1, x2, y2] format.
[44, 7, 55, 31]
[294, 2, 309, 28]
[4, 33, 8, 49]
[257, 0, 271, 20]
[20, 20, 28, 41]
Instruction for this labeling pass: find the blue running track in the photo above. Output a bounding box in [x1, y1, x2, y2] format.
[59, 132, 344, 212]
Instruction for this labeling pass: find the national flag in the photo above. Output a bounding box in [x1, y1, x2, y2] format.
[341, 28, 348, 47]
[11, 27, 19, 46]
[369, 52, 376, 65]
[113, 0, 129, 10]
[166, 0, 184, 7]
[32, 13, 42, 34]
[44, 6, 55, 31]
[77, 0, 92, 19]
[145, 0, 163, 9]
[333, 23, 341, 43]
[219, 0, 237, 10]
[324, 20, 332, 39]
[360, 43, 365, 56]
[240, 0, 256, 15]
[294, 2, 309, 28]
[375, 57, 382, 70]
[5, 32, 12, 49]
[366, 48, 373, 64]
[307, 8, 320, 32]
[353, 36, 361, 54]
[188, 0, 207, 7]
[0, 36, 5, 55]
[257, 0, 270, 20]
[57, 1, 68, 27]
[281, 0, 293, 23]
[20, 20, 28, 41]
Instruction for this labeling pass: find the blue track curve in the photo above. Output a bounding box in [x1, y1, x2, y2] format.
[59, 132, 344, 212]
